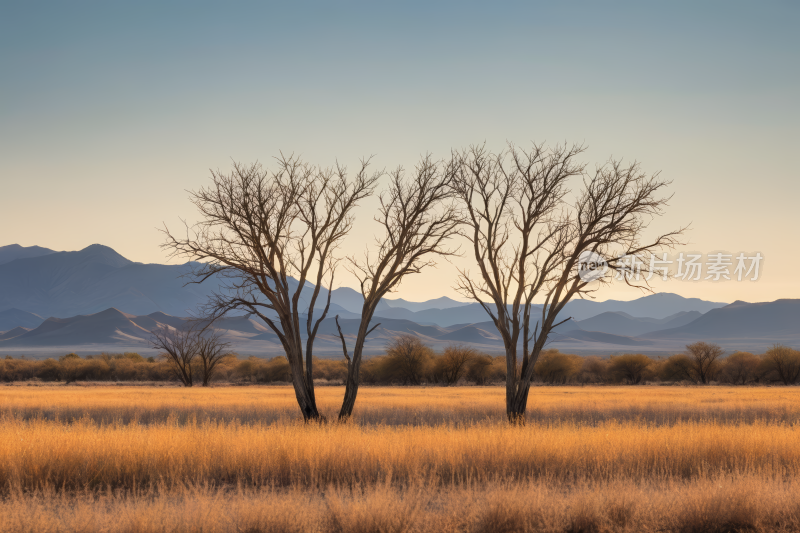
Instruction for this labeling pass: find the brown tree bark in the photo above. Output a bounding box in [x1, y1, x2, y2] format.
[163, 155, 379, 421]
[335, 155, 460, 421]
[452, 143, 685, 424]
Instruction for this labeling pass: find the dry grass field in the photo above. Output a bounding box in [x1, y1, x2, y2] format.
[2, 384, 800, 532]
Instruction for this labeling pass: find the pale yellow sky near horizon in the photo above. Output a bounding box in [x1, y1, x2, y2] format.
[1, 3, 797, 305]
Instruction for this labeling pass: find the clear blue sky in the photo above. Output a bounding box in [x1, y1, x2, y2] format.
[1, 1, 798, 302]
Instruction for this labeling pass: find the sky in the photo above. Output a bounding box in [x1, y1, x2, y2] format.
[1, 1, 798, 304]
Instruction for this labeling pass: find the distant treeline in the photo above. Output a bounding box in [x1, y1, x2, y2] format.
[2, 336, 799, 386]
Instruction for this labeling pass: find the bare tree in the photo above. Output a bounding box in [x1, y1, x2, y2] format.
[452, 143, 684, 423]
[762, 344, 800, 385]
[334, 155, 460, 420]
[195, 328, 231, 386]
[685, 341, 724, 384]
[720, 351, 761, 385]
[533, 350, 581, 384]
[466, 355, 494, 385]
[382, 334, 434, 385]
[609, 354, 653, 384]
[151, 325, 198, 387]
[436, 345, 478, 385]
[163, 155, 379, 421]
[662, 353, 695, 382]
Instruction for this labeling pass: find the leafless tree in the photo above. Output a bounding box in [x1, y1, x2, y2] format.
[533, 350, 581, 384]
[163, 155, 379, 421]
[195, 328, 231, 386]
[151, 325, 199, 387]
[334, 155, 460, 420]
[762, 344, 800, 385]
[662, 353, 695, 382]
[382, 334, 434, 385]
[685, 341, 724, 384]
[609, 353, 653, 384]
[466, 355, 494, 385]
[720, 351, 761, 385]
[451, 143, 684, 423]
[436, 345, 478, 385]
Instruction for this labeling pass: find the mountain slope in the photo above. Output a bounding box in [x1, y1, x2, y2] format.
[383, 296, 470, 312]
[576, 311, 702, 337]
[644, 300, 800, 341]
[0, 327, 30, 340]
[0, 244, 386, 319]
[0, 245, 228, 317]
[3, 308, 154, 347]
[0, 308, 44, 331]
[561, 293, 726, 320]
[0, 244, 56, 265]
[371, 294, 725, 327]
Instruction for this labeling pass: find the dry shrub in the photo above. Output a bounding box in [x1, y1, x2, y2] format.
[761, 344, 800, 385]
[684, 342, 725, 384]
[534, 350, 582, 384]
[574, 356, 609, 384]
[431, 345, 478, 385]
[608, 354, 653, 384]
[719, 351, 762, 385]
[465, 355, 494, 385]
[382, 335, 435, 385]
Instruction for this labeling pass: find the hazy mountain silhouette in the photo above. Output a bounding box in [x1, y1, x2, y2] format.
[644, 300, 800, 341]
[0, 244, 56, 265]
[555, 329, 655, 346]
[372, 294, 723, 327]
[0, 244, 384, 319]
[0, 308, 44, 331]
[576, 311, 702, 337]
[374, 303, 500, 326]
[7, 243, 780, 353]
[0, 244, 231, 318]
[4, 308, 154, 347]
[436, 325, 501, 343]
[4, 298, 799, 354]
[0, 327, 30, 340]
[383, 296, 470, 313]
[561, 293, 725, 320]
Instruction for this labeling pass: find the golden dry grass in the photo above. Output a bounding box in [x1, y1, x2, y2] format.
[4, 477, 800, 533]
[2, 385, 800, 532]
[3, 384, 800, 425]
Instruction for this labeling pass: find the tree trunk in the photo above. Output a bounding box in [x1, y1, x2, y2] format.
[287, 346, 322, 422]
[339, 359, 360, 421]
[338, 317, 372, 421]
[507, 381, 530, 425]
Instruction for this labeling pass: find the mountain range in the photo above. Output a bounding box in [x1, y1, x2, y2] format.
[2, 298, 798, 355]
[1, 243, 796, 355]
[0, 244, 461, 318]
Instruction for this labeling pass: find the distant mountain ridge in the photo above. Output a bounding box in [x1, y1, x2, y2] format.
[0, 244, 229, 318]
[13, 243, 794, 355]
[3, 299, 799, 355]
[0, 244, 57, 265]
[373, 294, 725, 327]
[575, 311, 702, 337]
[0, 243, 727, 325]
[644, 299, 800, 342]
[0, 244, 448, 319]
